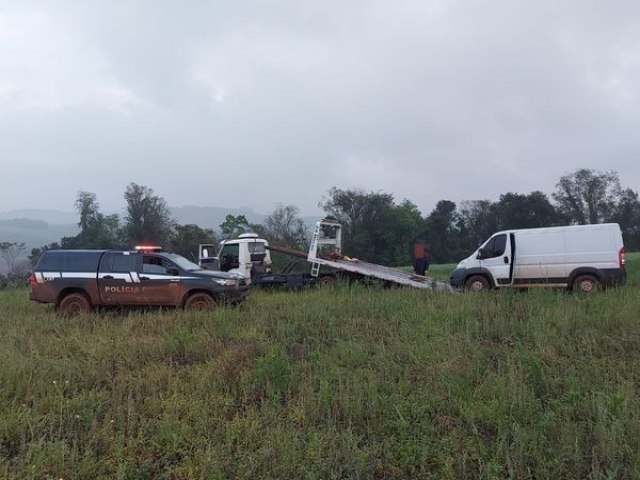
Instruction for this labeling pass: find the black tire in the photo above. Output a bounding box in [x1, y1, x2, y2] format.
[316, 275, 337, 287]
[573, 274, 600, 294]
[465, 275, 489, 292]
[58, 292, 92, 316]
[184, 292, 216, 310]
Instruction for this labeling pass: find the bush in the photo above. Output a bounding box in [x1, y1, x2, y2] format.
[0, 273, 29, 290]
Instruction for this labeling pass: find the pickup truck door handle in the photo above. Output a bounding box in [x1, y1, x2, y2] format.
[102, 275, 114, 279]
[140, 276, 150, 281]
[503, 256, 509, 264]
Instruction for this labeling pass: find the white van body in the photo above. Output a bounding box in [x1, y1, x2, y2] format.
[449, 223, 626, 292]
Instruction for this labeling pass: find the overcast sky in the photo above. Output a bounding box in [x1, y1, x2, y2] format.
[1, 0, 639, 216]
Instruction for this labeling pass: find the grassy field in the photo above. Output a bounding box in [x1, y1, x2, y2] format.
[1, 256, 639, 479]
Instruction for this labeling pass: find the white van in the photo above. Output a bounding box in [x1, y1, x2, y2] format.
[449, 223, 626, 293]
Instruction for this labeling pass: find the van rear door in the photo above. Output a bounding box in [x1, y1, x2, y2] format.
[478, 233, 514, 286]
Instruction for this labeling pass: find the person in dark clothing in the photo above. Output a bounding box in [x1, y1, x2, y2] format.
[412, 243, 431, 276]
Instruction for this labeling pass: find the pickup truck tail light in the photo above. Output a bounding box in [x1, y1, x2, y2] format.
[28, 273, 38, 288]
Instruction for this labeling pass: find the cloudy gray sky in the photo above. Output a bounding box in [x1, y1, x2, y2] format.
[1, 0, 639, 216]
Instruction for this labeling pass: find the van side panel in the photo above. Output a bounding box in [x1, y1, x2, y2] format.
[564, 226, 619, 275]
[512, 230, 567, 285]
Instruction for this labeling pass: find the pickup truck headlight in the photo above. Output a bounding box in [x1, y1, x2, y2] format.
[215, 279, 237, 286]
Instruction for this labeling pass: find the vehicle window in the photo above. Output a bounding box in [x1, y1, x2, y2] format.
[38, 251, 102, 272]
[142, 255, 177, 275]
[481, 234, 507, 259]
[163, 253, 201, 271]
[219, 244, 240, 271]
[493, 234, 507, 257]
[103, 254, 137, 273]
[248, 242, 266, 254]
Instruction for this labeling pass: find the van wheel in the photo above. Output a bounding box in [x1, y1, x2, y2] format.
[573, 275, 600, 294]
[58, 293, 92, 316]
[465, 275, 489, 292]
[185, 293, 216, 310]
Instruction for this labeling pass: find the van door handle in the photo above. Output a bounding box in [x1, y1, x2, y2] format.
[102, 275, 113, 279]
[503, 256, 509, 264]
[140, 276, 150, 281]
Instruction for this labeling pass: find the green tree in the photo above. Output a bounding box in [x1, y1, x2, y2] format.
[262, 204, 310, 250]
[494, 191, 560, 230]
[123, 183, 174, 245]
[63, 191, 122, 249]
[422, 200, 460, 262]
[220, 214, 250, 239]
[611, 188, 640, 251]
[75, 191, 101, 232]
[456, 200, 499, 252]
[553, 169, 621, 224]
[320, 188, 421, 265]
[169, 224, 217, 262]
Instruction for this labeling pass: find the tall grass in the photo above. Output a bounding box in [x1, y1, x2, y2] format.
[0, 256, 639, 479]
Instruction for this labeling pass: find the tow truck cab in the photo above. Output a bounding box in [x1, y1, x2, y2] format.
[199, 234, 271, 284]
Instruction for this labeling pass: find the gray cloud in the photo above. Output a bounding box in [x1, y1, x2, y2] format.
[1, 0, 638, 216]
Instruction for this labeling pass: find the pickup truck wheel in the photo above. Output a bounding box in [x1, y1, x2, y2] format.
[185, 293, 216, 311]
[573, 274, 600, 294]
[465, 275, 489, 292]
[58, 293, 91, 316]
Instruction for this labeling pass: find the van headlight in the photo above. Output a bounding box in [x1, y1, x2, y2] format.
[215, 279, 237, 286]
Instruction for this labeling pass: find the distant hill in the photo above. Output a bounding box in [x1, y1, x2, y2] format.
[0, 209, 78, 225]
[0, 218, 79, 273]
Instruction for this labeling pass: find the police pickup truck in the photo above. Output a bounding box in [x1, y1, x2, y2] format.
[29, 246, 248, 315]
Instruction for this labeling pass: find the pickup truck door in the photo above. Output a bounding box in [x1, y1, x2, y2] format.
[138, 255, 184, 306]
[98, 253, 144, 305]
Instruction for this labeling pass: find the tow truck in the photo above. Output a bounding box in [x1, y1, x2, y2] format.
[198, 218, 451, 291]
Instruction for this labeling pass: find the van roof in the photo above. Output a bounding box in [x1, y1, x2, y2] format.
[494, 223, 621, 236]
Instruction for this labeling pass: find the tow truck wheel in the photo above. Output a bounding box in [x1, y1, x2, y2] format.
[317, 275, 337, 287]
[465, 275, 489, 292]
[185, 293, 216, 310]
[573, 274, 600, 294]
[58, 292, 92, 316]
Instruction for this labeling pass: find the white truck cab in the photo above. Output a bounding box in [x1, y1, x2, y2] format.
[449, 223, 626, 293]
[199, 234, 271, 284]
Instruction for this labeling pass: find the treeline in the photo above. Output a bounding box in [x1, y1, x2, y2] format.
[12, 168, 640, 274]
[325, 168, 639, 265]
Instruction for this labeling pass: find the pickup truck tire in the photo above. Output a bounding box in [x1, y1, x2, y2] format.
[465, 275, 489, 292]
[573, 274, 600, 294]
[184, 292, 216, 310]
[58, 292, 92, 316]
